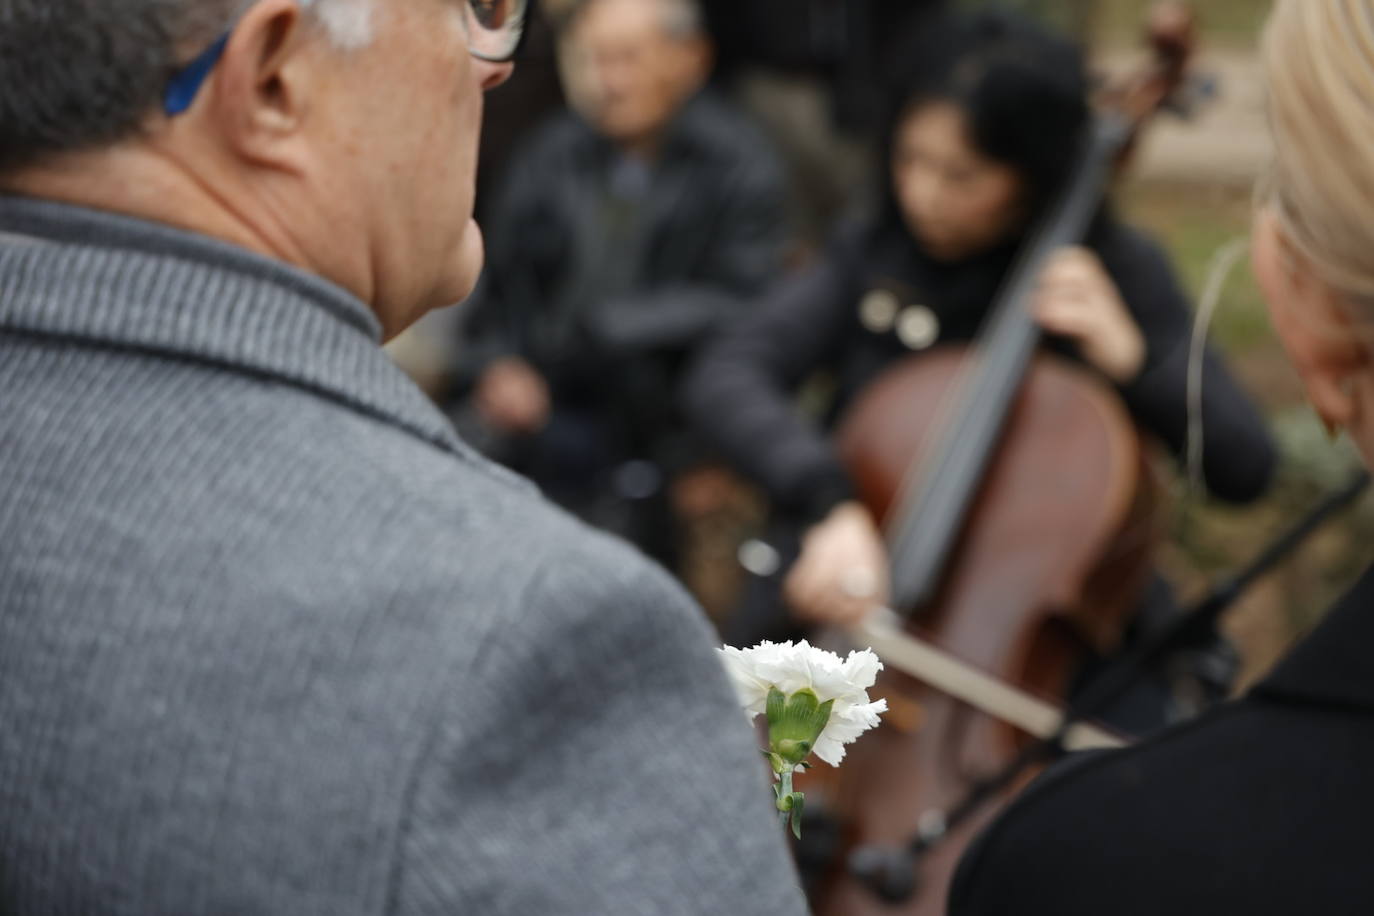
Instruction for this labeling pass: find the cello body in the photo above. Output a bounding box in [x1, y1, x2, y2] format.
[805, 347, 1161, 916]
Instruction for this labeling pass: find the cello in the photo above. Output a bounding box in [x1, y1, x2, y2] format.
[796, 6, 1203, 914]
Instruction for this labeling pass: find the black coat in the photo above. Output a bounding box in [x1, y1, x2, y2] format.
[949, 561, 1374, 915]
[682, 216, 1276, 523]
[460, 91, 789, 433]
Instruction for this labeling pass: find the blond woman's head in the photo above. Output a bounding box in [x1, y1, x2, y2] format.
[1257, 0, 1374, 457]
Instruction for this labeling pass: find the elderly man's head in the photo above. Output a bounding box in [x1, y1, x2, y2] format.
[557, 0, 710, 153]
[0, 0, 517, 337]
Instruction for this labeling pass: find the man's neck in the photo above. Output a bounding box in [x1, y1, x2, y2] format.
[0, 143, 313, 276]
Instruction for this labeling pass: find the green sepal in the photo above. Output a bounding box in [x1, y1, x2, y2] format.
[785, 792, 805, 840]
[766, 684, 786, 724]
[765, 686, 834, 770]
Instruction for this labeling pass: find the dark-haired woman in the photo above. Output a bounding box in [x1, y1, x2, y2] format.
[682, 10, 1276, 728]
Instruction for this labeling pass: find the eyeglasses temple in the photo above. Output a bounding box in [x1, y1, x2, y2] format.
[164, 31, 231, 116]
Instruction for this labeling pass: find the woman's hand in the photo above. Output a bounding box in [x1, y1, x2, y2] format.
[783, 501, 891, 626]
[1033, 247, 1146, 384]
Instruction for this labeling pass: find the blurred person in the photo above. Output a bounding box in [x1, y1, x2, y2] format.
[454, 0, 789, 567]
[949, 2, 1374, 911]
[0, 1, 807, 914]
[682, 10, 1276, 731]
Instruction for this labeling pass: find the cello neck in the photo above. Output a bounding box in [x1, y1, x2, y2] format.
[886, 115, 1130, 616]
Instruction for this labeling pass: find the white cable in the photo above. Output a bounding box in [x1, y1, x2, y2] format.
[1186, 237, 1249, 494]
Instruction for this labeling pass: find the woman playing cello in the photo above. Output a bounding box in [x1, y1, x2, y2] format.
[682, 9, 1275, 730]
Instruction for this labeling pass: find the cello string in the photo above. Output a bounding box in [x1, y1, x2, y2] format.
[879, 348, 981, 547]
[1186, 237, 1250, 494]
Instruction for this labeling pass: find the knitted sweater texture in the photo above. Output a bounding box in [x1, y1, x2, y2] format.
[0, 196, 804, 915]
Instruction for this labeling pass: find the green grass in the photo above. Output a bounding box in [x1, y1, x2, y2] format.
[1117, 180, 1274, 356]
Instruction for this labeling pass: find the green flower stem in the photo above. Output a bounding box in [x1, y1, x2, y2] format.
[765, 687, 831, 841]
[776, 768, 793, 809]
[773, 768, 806, 839]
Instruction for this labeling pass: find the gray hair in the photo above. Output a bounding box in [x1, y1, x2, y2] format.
[301, 0, 375, 48]
[559, 0, 705, 40]
[0, 0, 374, 172]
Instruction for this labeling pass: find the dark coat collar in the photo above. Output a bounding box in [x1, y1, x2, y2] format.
[1251, 561, 1374, 711]
[0, 194, 479, 461]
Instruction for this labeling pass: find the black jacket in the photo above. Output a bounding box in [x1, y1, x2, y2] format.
[459, 91, 789, 430]
[949, 560, 1374, 915]
[682, 216, 1276, 522]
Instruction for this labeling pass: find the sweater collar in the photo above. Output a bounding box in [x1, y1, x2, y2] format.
[0, 194, 471, 457]
[1251, 561, 1374, 712]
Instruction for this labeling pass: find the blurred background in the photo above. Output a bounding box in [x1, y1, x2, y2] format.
[389, 0, 1372, 693]
[1075, 0, 1374, 690]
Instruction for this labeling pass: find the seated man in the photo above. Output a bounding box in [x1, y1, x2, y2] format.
[455, 0, 789, 564]
[0, 0, 805, 913]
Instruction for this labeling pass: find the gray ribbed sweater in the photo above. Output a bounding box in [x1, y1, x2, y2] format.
[0, 196, 806, 915]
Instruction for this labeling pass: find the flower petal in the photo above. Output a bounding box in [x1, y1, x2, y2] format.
[841, 648, 883, 691]
[719, 641, 887, 763]
[813, 698, 887, 766]
[716, 646, 771, 717]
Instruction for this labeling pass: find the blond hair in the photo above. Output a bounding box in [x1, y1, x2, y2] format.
[1263, 0, 1374, 301]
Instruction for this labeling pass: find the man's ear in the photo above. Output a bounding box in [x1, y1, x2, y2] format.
[203, 0, 316, 167]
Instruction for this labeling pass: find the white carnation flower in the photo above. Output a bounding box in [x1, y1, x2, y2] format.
[718, 640, 887, 767]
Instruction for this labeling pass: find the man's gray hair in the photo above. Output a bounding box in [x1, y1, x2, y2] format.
[559, 0, 705, 40]
[0, 0, 374, 172]
[300, 0, 376, 48]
